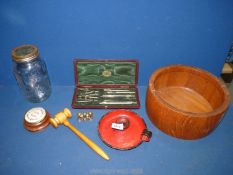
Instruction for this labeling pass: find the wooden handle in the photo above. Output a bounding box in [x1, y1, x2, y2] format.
[64, 121, 110, 160]
[50, 108, 110, 160]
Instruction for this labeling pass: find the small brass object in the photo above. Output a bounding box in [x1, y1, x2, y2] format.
[77, 112, 93, 122]
[102, 70, 112, 77]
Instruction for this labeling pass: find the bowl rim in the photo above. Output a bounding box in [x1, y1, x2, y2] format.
[149, 64, 231, 117]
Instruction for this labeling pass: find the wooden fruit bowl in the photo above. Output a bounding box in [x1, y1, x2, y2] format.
[146, 65, 230, 140]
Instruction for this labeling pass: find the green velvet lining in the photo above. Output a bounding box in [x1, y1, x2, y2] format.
[74, 87, 138, 107]
[77, 62, 137, 85]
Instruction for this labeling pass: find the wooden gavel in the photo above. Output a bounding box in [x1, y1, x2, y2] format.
[50, 108, 109, 160]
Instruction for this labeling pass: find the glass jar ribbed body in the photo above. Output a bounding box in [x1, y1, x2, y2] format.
[12, 45, 51, 103]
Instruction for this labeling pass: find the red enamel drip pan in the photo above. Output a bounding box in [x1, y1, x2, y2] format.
[98, 110, 152, 150]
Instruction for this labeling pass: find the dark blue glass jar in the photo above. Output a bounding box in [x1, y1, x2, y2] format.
[12, 44, 51, 103]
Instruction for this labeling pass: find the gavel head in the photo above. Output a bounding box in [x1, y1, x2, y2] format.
[50, 108, 72, 128]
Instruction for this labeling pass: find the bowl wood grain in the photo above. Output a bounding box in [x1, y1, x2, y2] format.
[146, 65, 230, 139]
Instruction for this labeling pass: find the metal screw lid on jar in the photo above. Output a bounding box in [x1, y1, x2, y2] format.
[24, 107, 50, 132]
[12, 44, 39, 63]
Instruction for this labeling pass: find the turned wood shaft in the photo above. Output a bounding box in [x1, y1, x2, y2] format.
[50, 108, 110, 160]
[63, 120, 109, 160]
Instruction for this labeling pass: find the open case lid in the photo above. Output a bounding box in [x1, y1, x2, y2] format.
[73, 59, 138, 87]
